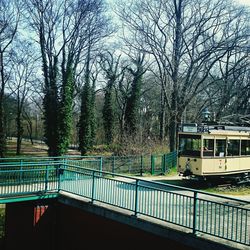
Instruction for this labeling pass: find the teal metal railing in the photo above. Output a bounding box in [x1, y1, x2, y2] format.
[0, 163, 61, 197]
[59, 165, 250, 246]
[0, 151, 178, 176]
[99, 151, 177, 175]
[0, 159, 248, 247]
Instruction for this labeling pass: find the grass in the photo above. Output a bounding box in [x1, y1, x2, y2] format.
[6, 139, 48, 158]
[5, 139, 82, 158]
[154, 177, 250, 195]
[205, 185, 250, 195]
[5, 139, 250, 196]
[0, 206, 5, 239]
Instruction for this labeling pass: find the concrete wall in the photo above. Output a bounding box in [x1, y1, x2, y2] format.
[4, 199, 57, 250]
[55, 202, 194, 249]
[3, 198, 195, 250]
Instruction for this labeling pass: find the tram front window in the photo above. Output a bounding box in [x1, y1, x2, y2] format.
[215, 139, 226, 157]
[203, 139, 214, 156]
[179, 134, 201, 156]
[227, 140, 240, 156]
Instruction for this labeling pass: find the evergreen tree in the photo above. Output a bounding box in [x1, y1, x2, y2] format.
[26, 0, 111, 156]
[58, 65, 74, 155]
[124, 54, 145, 136]
[43, 56, 60, 156]
[90, 80, 97, 147]
[100, 52, 121, 144]
[103, 82, 114, 144]
[78, 47, 95, 155]
[79, 81, 93, 155]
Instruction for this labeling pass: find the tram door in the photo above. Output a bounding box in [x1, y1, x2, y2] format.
[215, 139, 227, 172]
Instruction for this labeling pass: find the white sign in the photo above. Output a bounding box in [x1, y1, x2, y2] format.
[183, 126, 198, 133]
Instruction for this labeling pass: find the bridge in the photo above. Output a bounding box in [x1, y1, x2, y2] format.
[0, 156, 249, 249]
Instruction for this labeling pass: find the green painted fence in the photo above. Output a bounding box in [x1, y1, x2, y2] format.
[0, 155, 248, 247]
[0, 151, 178, 176]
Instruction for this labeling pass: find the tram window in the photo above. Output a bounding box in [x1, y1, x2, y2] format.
[241, 140, 250, 155]
[179, 134, 201, 156]
[215, 139, 226, 157]
[203, 139, 214, 156]
[227, 140, 240, 156]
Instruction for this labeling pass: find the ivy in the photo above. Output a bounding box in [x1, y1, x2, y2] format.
[57, 65, 74, 155]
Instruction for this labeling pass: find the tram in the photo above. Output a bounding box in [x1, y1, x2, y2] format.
[177, 123, 250, 183]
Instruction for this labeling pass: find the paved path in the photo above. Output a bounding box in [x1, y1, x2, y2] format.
[0, 172, 249, 248]
[58, 172, 250, 247]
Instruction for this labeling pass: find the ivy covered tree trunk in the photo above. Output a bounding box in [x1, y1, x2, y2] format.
[58, 65, 74, 155]
[124, 77, 141, 135]
[90, 81, 96, 147]
[100, 52, 121, 145]
[43, 56, 60, 156]
[79, 80, 92, 155]
[103, 82, 114, 144]
[78, 47, 95, 155]
[124, 54, 145, 136]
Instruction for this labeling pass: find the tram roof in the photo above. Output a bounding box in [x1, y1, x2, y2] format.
[178, 123, 250, 134]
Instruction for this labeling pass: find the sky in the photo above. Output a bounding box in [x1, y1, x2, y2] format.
[236, 0, 250, 6]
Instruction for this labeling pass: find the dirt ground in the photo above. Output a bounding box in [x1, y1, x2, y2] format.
[6, 138, 80, 157]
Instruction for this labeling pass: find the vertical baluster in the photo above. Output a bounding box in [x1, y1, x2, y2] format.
[192, 191, 197, 235]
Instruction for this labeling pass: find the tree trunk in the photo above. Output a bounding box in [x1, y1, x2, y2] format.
[16, 111, 23, 155]
[159, 90, 166, 142]
[169, 113, 177, 152]
[168, 0, 182, 152]
[0, 101, 5, 157]
[0, 51, 5, 157]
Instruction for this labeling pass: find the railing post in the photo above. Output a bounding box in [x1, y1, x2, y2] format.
[99, 157, 103, 175]
[162, 154, 166, 173]
[57, 165, 61, 192]
[140, 155, 143, 176]
[151, 155, 155, 175]
[193, 191, 198, 235]
[112, 156, 115, 177]
[173, 151, 177, 168]
[91, 170, 96, 203]
[134, 179, 139, 216]
[63, 158, 67, 169]
[20, 160, 23, 183]
[45, 165, 48, 192]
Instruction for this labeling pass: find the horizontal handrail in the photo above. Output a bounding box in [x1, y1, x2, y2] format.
[60, 166, 250, 246]
[0, 155, 102, 161]
[64, 164, 250, 204]
[0, 152, 178, 176]
[0, 167, 57, 173]
[0, 160, 248, 247]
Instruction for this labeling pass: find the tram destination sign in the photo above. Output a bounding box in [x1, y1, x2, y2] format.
[182, 124, 198, 133]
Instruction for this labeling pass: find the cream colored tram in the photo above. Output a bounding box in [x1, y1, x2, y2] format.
[177, 123, 250, 183]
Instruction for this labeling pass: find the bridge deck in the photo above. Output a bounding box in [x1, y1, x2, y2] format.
[0, 160, 249, 249]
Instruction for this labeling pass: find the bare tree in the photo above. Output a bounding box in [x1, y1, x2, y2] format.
[0, 0, 20, 157]
[209, 49, 249, 120]
[8, 41, 37, 155]
[116, 0, 250, 150]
